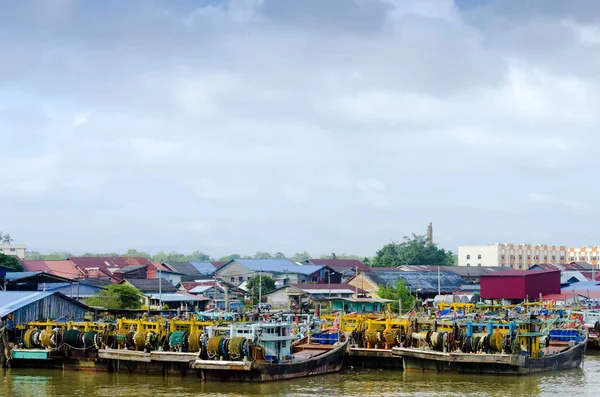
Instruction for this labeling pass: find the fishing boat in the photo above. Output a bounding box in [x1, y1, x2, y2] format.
[191, 322, 348, 382]
[392, 318, 587, 375]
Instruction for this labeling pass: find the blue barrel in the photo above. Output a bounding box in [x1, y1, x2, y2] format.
[313, 333, 321, 344]
[323, 333, 330, 345]
[330, 333, 338, 345]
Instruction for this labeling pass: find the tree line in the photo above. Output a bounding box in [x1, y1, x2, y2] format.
[23, 233, 455, 267]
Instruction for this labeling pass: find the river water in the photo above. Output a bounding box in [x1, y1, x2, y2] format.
[1, 353, 599, 397]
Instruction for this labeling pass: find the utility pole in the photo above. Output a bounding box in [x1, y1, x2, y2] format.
[438, 266, 441, 296]
[328, 270, 332, 310]
[159, 269, 162, 311]
[355, 266, 358, 298]
[258, 270, 262, 309]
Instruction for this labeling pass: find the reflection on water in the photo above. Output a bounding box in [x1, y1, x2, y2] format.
[1, 353, 599, 397]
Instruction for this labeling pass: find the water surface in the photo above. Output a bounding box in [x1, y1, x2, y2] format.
[1, 353, 599, 397]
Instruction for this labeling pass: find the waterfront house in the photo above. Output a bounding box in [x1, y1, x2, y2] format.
[215, 258, 327, 286]
[266, 283, 368, 309]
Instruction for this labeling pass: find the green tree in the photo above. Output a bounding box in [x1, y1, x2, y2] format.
[273, 252, 286, 259]
[85, 284, 143, 309]
[0, 254, 23, 271]
[254, 251, 273, 259]
[125, 249, 152, 259]
[318, 253, 362, 260]
[186, 251, 210, 261]
[372, 234, 454, 267]
[290, 251, 311, 262]
[217, 254, 242, 262]
[246, 274, 276, 304]
[378, 280, 414, 313]
[2, 233, 14, 244]
[25, 251, 45, 260]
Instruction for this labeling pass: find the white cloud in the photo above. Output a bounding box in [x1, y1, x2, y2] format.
[4, 0, 600, 255]
[72, 111, 91, 127]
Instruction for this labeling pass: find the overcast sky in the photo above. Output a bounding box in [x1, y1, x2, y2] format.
[2, 0, 600, 257]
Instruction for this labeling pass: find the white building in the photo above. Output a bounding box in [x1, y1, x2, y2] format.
[458, 245, 502, 267]
[458, 243, 568, 269]
[0, 244, 26, 259]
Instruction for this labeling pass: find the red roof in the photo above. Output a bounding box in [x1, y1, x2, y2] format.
[542, 293, 583, 300]
[481, 269, 558, 277]
[149, 262, 171, 272]
[69, 257, 153, 276]
[20, 260, 84, 279]
[210, 261, 228, 269]
[308, 259, 371, 272]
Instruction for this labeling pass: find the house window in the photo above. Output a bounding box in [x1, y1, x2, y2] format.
[466, 255, 470, 260]
[552, 256, 556, 261]
[477, 263, 481, 267]
[501, 254, 505, 259]
[230, 277, 235, 283]
[9, 248, 15, 252]
[239, 276, 244, 283]
[560, 256, 565, 261]
[527, 255, 531, 260]
[544, 256, 547, 261]
[466, 263, 470, 267]
[519, 255, 522, 260]
[477, 254, 481, 260]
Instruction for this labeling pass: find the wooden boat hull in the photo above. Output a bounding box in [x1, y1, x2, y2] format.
[192, 340, 348, 382]
[392, 340, 586, 376]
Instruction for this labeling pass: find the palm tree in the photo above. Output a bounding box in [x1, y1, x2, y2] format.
[2, 233, 13, 244]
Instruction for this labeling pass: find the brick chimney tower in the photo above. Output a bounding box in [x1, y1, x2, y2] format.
[427, 222, 433, 244]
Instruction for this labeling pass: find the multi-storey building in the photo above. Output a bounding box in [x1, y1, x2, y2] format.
[458, 244, 568, 269]
[0, 244, 27, 259]
[567, 246, 600, 267]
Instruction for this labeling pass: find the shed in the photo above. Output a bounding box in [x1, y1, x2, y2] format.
[0, 291, 89, 324]
[480, 270, 560, 300]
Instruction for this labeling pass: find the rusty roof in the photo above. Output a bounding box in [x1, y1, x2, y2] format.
[20, 260, 84, 279]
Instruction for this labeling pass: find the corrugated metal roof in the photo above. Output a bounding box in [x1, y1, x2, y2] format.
[189, 261, 216, 275]
[482, 269, 558, 277]
[0, 291, 89, 318]
[113, 265, 148, 273]
[121, 278, 178, 293]
[0, 291, 54, 317]
[164, 262, 202, 276]
[5, 272, 43, 280]
[211, 261, 227, 269]
[225, 259, 323, 275]
[308, 259, 371, 272]
[20, 260, 83, 279]
[189, 285, 213, 294]
[367, 271, 465, 294]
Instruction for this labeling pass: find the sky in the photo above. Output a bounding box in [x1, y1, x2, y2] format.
[2, 0, 600, 257]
